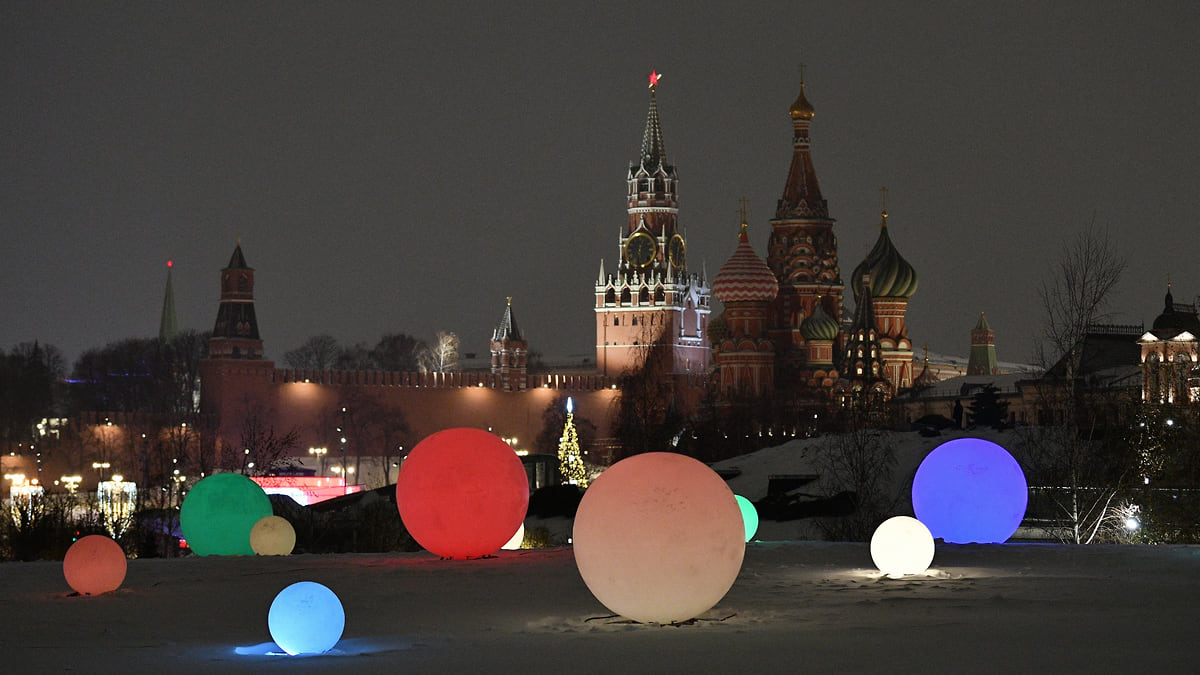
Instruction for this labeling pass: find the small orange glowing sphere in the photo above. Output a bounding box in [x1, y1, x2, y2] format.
[573, 452, 746, 624]
[395, 428, 530, 559]
[250, 515, 296, 556]
[63, 535, 127, 595]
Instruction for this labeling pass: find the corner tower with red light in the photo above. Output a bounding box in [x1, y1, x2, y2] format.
[595, 71, 711, 376]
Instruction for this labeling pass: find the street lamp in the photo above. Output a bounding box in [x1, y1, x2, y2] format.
[60, 475, 82, 494]
[92, 461, 111, 482]
[308, 446, 328, 476]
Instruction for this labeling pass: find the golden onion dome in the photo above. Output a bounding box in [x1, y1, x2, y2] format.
[789, 83, 815, 121]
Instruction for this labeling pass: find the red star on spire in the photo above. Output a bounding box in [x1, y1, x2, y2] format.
[648, 69, 662, 88]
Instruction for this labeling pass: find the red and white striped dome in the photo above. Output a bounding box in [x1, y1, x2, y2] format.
[713, 225, 778, 304]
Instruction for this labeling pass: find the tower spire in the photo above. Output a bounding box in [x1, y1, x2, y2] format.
[641, 69, 667, 168]
[159, 259, 178, 342]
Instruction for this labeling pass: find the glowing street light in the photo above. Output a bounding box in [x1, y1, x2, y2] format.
[308, 446, 328, 476]
[92, 461, 111, 481]
[60, 475, 83, 494]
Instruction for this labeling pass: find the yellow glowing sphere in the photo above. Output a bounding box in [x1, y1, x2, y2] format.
[870, 516, 935, 577]
[63, 535, 127, 595]
[250, 515, 296, 556]
[573, 452, 745, 624]
[502, 523, 525, 550]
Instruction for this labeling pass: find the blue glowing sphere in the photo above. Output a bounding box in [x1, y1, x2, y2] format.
[734, 495, 758, 542]
[912, 438, 1028, 544]
[268, 581, 345, 656]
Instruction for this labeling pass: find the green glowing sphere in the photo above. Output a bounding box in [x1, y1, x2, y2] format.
[180, 473, 273, 556]
[734, 495, 759, 542]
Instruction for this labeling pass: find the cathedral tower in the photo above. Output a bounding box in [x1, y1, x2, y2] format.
[850, 208, 918, 390]
[766, 78, 844, 366]
[595, 71, 710, 376]
[711, 220, 779, 397]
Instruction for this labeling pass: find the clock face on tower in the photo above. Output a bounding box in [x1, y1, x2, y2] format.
[668, 234, 686, 269]
[624, 232, 657, 268]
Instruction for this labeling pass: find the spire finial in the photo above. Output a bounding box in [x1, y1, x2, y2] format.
[648, 69, 662, 89]
[737, 196, 750, 223]
[506, 296, 512, 306]
[880, 186, 889, 225]
[799, 63, 806, 86]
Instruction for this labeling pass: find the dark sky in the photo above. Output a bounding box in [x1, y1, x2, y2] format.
[4, 2, 1199, 368]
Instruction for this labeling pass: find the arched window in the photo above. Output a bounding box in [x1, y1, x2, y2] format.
[605, 289, 616, 305]
[620, 288, 631, 305]
[639, 287, 650, 305]
[613, 316, 620, 327]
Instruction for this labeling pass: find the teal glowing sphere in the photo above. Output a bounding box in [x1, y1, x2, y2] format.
[735, 495, 758, 542]
[180, 473, 273, 556]
[912, 438, 1028, 544]
[268, 581, 345, 655]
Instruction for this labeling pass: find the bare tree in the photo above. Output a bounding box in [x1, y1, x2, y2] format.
[425, 331, 459, 373]
[613, 327, 683, 457]
[1028, 222, 1132, 544]
[370, 333, 429, 372]
[1036, 222, 1126, 384]
[813, 421, 898, 541]
[283, 335, 340, 370]
[234, 398, 299, 475]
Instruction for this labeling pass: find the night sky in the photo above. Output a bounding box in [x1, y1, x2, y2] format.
[4, 3, 1198, 368]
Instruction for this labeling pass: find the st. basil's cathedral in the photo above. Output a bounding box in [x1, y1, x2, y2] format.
[598, 71, 920, 407]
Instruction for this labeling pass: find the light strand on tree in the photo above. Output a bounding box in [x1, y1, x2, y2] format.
[558, 398, 588, 487]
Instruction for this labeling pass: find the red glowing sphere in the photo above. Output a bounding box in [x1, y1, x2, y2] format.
[63, 535, 127, 595]
[395, 428, 529, 559]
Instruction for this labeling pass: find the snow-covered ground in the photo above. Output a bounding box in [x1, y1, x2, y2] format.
[4, 542, 1200, 672]
[6, 429, 1196, 672]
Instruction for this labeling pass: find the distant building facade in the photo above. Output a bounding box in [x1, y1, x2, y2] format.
[1139, 285, 1200, 404]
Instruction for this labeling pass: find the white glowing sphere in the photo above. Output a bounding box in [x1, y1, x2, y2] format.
[871, 516, 935, 577]
[573, 452, 745, 624]
[250, 515, 296, 556]
[268, 581, 345, 655]
[502, 523, 525, 550]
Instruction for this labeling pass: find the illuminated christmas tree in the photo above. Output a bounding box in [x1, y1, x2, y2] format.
[558, 397, 588, 487]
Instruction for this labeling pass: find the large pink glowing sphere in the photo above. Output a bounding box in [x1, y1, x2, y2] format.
[573, 452, 745, 624]
[395, 428, 530, 559]
[63, 535, 127, 595]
